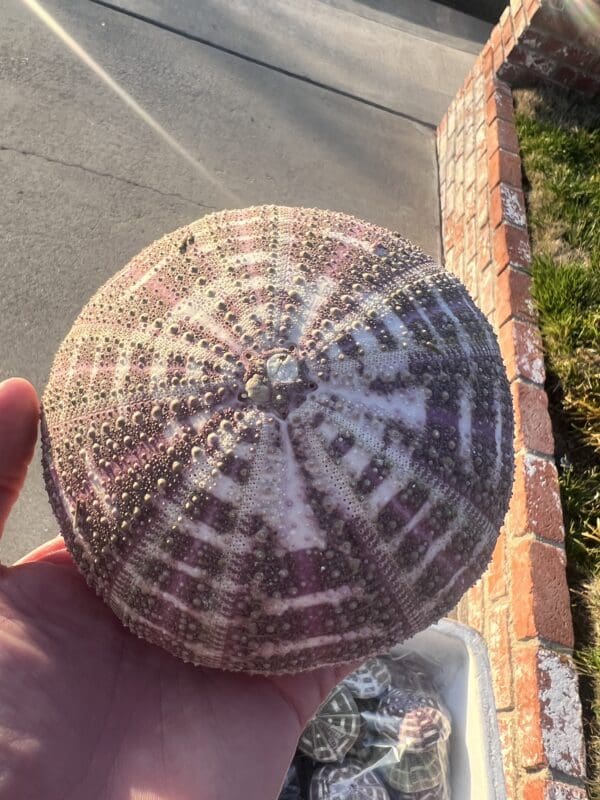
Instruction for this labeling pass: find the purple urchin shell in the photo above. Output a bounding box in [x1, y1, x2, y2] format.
[41, 205, 514, 674]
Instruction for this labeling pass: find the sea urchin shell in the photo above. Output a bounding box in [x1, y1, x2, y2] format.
[41, 205, 514, 674]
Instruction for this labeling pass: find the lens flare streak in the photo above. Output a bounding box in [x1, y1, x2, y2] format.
[21, 0, 239, 205]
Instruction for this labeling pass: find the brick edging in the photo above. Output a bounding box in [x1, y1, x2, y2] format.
[436, 1, 600, 797]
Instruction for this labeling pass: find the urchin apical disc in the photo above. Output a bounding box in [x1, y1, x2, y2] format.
[41, 205, 514, 674]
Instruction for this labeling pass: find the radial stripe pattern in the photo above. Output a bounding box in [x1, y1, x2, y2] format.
[41, 205, 514, 674]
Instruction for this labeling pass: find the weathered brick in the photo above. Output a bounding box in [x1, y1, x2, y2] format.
[511, 538, 573, 647]
[506, 452, 565, 543]
[465, 152, 476, 190]
[467, 579, 484, 634]
[515, 646, 546, 768]
[496, 266, 536, 326]
[515, 647, 585, 775]
[525, 0, 540, 17]
[483, 43, 494, 81]
[487, 529, 507, 599]
[511, 380, 554, 454]
[552, 65, 600, 96]
[508, 0, 522, 15]
[486, 85, 515, 126]
[476, 152, 488, 194]
[476, 226, 492, 272]
[476, 186, 489, 230]
[499, 318, 545, 383]
[491, 20, 504, 54]
[502, 11, 516, 54]
[523, 779, 588, 800]
[493, 42, 506, 74]
[512, 6, 527, 40]
[506, 44, 556, 79]
[497, 60, 529, 87]
[487, 117, 520, 157]
[488, 603, 514, 710]
[478, 260, 495, 320]
[493, 223, 531, 273]
[489, 147, 522, 189]
[465, 215, 477, 261]
[475, 119, 487, 159]
[491, 183, 527, 230]
[497, 713, 517, 800]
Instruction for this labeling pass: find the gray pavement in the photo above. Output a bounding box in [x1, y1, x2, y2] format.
[0, 0, 486, 563]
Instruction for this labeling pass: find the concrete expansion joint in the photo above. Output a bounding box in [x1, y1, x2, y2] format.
[0, 143, 214, 209]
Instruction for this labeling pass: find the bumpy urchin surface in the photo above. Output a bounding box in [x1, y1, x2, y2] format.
[41, 205, 514, 674]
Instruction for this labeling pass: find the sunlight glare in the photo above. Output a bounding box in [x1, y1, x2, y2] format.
[21, 0, 239, 206]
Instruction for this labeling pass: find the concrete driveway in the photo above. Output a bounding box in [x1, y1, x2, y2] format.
[0, 0, 488, 562]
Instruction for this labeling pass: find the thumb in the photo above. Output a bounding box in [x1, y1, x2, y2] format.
[0, 378, 40, 535]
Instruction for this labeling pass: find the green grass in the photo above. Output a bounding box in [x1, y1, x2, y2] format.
[514, 86, 600, 797]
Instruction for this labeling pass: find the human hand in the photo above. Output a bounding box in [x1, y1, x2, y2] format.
[0, 378, 354, 800]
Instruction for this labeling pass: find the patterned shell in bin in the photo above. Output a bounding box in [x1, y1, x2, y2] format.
[298, 685, 361, 762]
[310, 761, 390, 800]
[41, 205, 515, 674]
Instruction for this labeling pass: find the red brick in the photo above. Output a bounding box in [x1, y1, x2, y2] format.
[488, 83, 515, 125]
[506, 452, 565, 543]
[483, 43, 494, 80]
[493, 223, 531, 273]
[492, 42, 506, 74]
[525, 0, 540, 17]
[515, 646, 545, 768]
[476, 152, 488, 193]
[465, 215, 477, 261]
[487, 117, 520, 157]
[506, 44, 557, 79]
[475, 119, 487, 159]
[552, 65, 600, 96]
[497, 714, 517, 800]
[516, 647, 585, 775]
[491, 21, 504, 53]
[478, 261, 495, 319]
[508, 0, 522, 15]
[489, 147, 522, 190]
[511, 380, 554, 454]
[493, 183, 527, 230]
[512, 6, 527, 39]
[477, 186, 489, 230]
[465, 256, 479, 301]
[524, 780, 588, 800]
[502, 12, 515, 49]
[511, 538, 573, 646]
[488, 603, 514, 710]
[487, 529, 507, 599]
[467, 579, 484, 633]
[559, 43, 600, 73]
[498, 60, 529, 86]
[496, 267, 536, 326]
[477, 225, 492, 272]
[465, 152, 476, 190]
[499, 318, 545, 383]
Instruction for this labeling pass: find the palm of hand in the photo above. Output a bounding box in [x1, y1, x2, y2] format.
[0, 380, 352, 800]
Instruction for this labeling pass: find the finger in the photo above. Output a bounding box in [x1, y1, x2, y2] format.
[0, 378, 40, 535]
[13, 534, 70, 565]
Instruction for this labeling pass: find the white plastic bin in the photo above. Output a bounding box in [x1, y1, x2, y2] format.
[390, 618, 507, 800]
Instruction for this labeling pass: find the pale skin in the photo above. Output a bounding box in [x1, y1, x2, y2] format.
[0, 378, 356, 800]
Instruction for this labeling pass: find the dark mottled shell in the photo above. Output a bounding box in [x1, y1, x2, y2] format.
[298, 685, 361, 762]
[310, 762, 390, 800]
[343, 658, 391, 699]
[41, 205, 514, 673]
